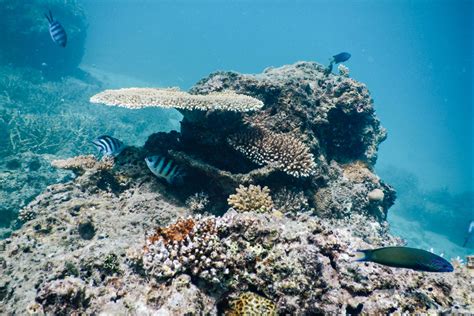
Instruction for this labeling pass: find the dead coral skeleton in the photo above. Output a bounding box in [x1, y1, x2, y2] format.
[228, 127, 316, 178]
[227, 184, 274, 213]
[90, 87, 263, 112]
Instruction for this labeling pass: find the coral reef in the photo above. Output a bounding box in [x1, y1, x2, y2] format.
[1, 61, 472, 314]
[90, 87, 264, 112]
[227, 184, 274, 213]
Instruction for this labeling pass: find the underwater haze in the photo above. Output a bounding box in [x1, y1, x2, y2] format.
[0, 0, 473, 313]
[81, 0, 473, 257]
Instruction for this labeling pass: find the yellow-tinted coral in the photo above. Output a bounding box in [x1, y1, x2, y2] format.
[226, 292, 277, 316]
[342, 160, 378, 184]
[228, 184, 274, 213]
[51, 155, 114, 174]
[228, 127, 316, 178]
[90, 87, 263, 112]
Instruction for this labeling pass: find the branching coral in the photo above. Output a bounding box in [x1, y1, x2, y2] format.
[227, 184, 274, 213]
[142, 217, 232, 283]
[228, 127, 316, 178]
[90, 87, 263, 112]
[51, 155, 114, 175]
[226, 292, 277, 316]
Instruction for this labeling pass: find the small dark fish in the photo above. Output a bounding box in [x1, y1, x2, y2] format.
[324, 52, 351, 75]
[45, 10, 67, 47]
[332, 52, 351, 64]
[145, 155, 184, 185]
[355, 246, 453, 272]
[462, 220, 474, 247]
[92, 135, 125, 157]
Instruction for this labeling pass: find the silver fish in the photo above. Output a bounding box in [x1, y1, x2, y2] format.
[145, 155, 184, 185]
[92, 135, 125, 157]
[45, 10, 67, 47]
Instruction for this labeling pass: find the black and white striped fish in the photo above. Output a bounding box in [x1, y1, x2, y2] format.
[92, 135, 125, 157]
[45, 10, 67, 47]
[145, 155, 185, 185]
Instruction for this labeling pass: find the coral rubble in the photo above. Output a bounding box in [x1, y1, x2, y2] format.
[1, 62, 472, 314]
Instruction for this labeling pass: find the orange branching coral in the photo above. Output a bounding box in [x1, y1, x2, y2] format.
[146, 218, 195, 246]
[228, 127, 316, 178]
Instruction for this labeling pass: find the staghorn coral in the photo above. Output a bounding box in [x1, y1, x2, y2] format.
[51, 155, 114, 175]
[226, 292, 277, 316]
[227, 184, 274, 213]
[228, 127, 316, 178]
[90, 87, 263, 112]
[142, 216, 232, 283]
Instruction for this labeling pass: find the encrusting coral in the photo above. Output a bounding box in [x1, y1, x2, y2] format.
[51, 155, 114, 175]
[227, 184, 274, 213]
[90, 87, 263, 112]
[226, 292, 277, 316]
[142, 216, 232, 283]
[228, 126, 316, 178]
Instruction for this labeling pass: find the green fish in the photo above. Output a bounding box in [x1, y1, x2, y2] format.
[355, 246, 454, 272]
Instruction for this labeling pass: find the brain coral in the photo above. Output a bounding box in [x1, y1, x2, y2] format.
[90, 87, 263, 112]
[228, 127, 316, 178]
[227, 184, 274, 213]
[226, 292, 277, 316]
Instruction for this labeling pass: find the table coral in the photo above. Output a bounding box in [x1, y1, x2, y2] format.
[90, 87, 263, 112]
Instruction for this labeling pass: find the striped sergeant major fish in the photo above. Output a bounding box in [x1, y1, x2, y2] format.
[92, 135, 125, 157]
[45, 10, 67, 47]
[145, 155, 185, 185]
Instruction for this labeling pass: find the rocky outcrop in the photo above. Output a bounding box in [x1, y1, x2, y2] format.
[1, 62, 471, 314]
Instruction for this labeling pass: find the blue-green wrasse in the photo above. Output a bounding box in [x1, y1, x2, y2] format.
[355, 246, 454, 272]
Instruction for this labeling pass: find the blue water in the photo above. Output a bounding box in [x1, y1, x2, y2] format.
[1, 0, 472, 258]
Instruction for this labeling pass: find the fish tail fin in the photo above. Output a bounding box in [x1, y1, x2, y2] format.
[45, 11, 52, 23]
[354, 249, 372, 262]
[324, 62, 334, 76]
